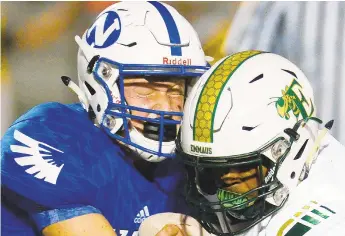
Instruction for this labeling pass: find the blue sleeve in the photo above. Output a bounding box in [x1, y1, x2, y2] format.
[1, 118, 111, 229]
[32, 206, 101, 231]
[2, 186, 101, 232]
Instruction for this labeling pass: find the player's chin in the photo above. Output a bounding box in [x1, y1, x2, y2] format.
[139, 213, 212, 236]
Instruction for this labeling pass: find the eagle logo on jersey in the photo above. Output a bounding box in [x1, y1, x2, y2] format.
[271, 79, 314, 120]
[10, 130, 65, 185]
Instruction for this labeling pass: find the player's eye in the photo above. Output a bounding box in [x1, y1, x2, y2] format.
[168, 90, 184, 96]
[168, 85, 184, 97]
[197, 167, 228, 194]
[134, 86, 155, 96]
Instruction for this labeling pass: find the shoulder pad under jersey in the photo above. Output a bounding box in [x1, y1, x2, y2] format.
[1, 102, 123, 210]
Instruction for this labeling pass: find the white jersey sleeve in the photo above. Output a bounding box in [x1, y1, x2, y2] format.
[258, 134, 345, 236]
[139, 135, 345, 236]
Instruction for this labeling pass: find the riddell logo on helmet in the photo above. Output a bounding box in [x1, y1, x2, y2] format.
[163, 57, 192, 65]
[264, 165, 276, 183]
[190, 145, 212, 154]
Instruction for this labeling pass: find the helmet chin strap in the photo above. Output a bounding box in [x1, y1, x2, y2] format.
[198, 192, 233, 234]
[298, 119, 334, 183]
[126, 126, 175, 162]
[215, 212, 231, 234]
[60, 76, 89, 110]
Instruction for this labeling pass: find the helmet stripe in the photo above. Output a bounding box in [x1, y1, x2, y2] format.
[149, 1, 182, 56]
[193, 51, 263, 143]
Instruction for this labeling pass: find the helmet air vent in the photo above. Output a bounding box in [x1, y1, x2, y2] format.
[249, 74, 263, 83]
[242, 125, 259, 131]
[84, 81, 96, 96]
[118, 42, 137, 47]
[293, 139, 309, 160]
[281, 69, 297, 78]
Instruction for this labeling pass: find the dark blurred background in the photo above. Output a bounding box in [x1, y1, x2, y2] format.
[0, 1, 238, 134]
[2, 2, 344, 144]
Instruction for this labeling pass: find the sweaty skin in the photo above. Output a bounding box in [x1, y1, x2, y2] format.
[221, 166, 268, 197]
[123, 77, 185, 133]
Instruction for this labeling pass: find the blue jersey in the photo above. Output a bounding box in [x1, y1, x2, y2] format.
[1, 102, 188, 236]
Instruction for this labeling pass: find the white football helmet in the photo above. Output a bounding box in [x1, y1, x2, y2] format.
[176, 51, 322, 234]
[74, 1, 210, 162]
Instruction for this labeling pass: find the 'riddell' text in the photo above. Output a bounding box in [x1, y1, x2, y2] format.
[163, 57, 192, 65]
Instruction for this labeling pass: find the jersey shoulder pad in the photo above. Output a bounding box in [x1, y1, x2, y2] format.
[13, 102, 87, 125]
[264, 135, 345, 236]
[1, 102, 124, 209]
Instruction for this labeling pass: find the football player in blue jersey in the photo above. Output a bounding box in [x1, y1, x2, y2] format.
[1, 2, 210, 236]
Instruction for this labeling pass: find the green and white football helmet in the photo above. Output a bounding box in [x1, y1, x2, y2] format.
[176, 51, 322, 235]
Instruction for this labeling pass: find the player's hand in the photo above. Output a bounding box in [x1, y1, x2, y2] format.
[139, 212, 213, 236]
[155, 224, 185, 236]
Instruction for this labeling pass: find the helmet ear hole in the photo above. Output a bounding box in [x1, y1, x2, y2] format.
[88, 105, 96, 121]
[290, 172, 295, 179]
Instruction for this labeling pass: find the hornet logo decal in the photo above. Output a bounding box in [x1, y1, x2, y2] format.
[270, 79, 314, 120]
